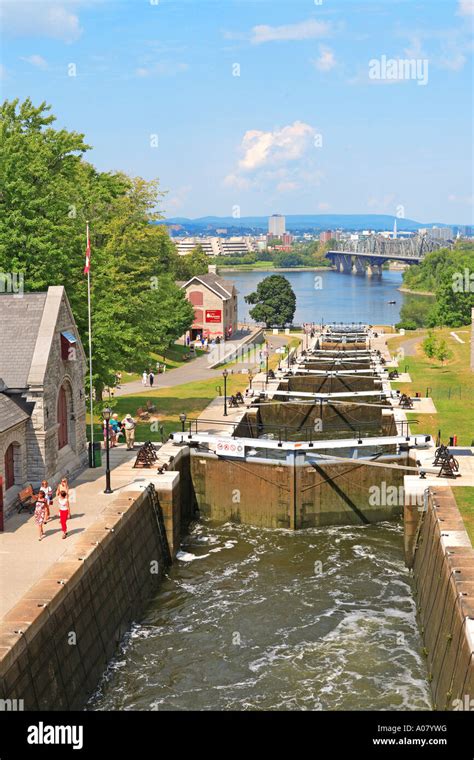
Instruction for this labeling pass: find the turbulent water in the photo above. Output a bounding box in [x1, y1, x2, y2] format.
[88, 519, 431, 711]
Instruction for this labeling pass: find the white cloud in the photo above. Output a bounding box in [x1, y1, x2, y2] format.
[439, 52, 467, 70]
[448, 193, 474, 205]
[20, 54, 48, 69]
[367, 194, 397, 212]
[458, 0, 474, 16]
[313, 46, 336, 71]
[135, 62, 188, 77]
[166, 185, 192, 212]
[224, 123, 322, 194]
[250, 19, 330, 45]
[0, 2, 82, 43]
[276, 181, 299, 193]
[237, 121, 316, 172]
[223, 173, 253, 190]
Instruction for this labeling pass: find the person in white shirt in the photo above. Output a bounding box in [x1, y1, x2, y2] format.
[122, 414, 136, 450]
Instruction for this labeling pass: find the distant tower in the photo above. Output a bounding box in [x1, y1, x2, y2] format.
[393, 219, 397, 239]
[268, 214, 285, 237]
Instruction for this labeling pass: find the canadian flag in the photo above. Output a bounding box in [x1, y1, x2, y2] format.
[83, 223, 91, 275]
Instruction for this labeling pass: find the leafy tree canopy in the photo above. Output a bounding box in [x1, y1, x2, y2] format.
[245, 274, 296, 327]
[0, 98, 194, 398]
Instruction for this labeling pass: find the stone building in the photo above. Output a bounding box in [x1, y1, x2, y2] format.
[0, 286, 88, 515]
[180, 271, 238, 341]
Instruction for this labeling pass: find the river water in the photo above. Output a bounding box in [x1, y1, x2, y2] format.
[89, 520, 431, 711]
[227, 268, 406, 326]
[88, 269, 431, 711]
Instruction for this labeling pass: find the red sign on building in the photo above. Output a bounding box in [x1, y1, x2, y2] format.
[205, 309, 222, 323]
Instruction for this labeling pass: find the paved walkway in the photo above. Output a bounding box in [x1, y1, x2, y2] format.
[0, 446, 160, 620]
[113, 330, 289, 397]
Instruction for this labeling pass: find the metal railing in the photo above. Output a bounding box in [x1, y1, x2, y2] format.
[178, 416, 415, 444]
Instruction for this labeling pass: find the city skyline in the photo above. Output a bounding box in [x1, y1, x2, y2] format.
[1, 0, 473, 223]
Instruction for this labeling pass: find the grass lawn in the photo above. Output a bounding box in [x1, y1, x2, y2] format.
[388, 327, 474, 446]
[87, 374, 249, 442]
[116, 344, 205, 384]
[453, 487, 474, 546]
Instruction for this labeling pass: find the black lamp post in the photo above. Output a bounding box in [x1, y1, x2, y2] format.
[223, 369, 229, 416]
[103, 406, 112, 494]
[179, 412, 187, 433]
[265, 344, 269, 388]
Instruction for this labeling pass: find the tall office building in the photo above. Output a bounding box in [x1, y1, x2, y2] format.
[268, 214, 286, 237]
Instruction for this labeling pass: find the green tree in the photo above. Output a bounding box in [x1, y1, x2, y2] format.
[0, 98, 194, 399]
[422, 331, 438, 359]
[245, 275, 296, 326]
[396, 295, 434, 330]
[175, 244, 211, 280]
[434, 339, 453, 366]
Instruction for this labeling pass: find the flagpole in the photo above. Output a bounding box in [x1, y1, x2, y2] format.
[86, 221, 95, 464]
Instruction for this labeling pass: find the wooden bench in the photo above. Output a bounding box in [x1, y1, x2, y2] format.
[136, 407, 150, 420]
[18, 484, 36, 514]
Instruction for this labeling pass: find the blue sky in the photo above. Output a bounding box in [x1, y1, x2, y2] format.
[1, 0, 473, 223]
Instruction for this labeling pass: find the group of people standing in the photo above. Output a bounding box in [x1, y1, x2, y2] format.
[34, 477, 70, 542]
[102, 413, 136, 451]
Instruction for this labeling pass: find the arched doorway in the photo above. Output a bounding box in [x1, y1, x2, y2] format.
[57, 385, 68, 449]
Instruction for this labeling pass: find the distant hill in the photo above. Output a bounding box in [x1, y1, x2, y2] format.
[159, 214, 455, 232]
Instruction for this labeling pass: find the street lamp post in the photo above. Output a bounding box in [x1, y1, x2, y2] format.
[103, 406, 112, 494]
[223, 369, 229, 416]
[265, 344, 269, 388]
[179, 412, 187, 432]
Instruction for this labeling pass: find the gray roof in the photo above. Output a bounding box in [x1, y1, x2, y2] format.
[182, 273, 236, 300]
[0, 393, 29, 433]
[0, 292, 47, 388]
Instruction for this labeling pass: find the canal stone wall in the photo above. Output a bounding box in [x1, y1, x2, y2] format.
[405, 487, 474, 710]
[190, 451, 406, 528]
[0, 486, 170, 710]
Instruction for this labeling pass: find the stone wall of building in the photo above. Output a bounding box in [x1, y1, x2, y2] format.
[0, 421, 28, 515]
[26, 295, 87, 486]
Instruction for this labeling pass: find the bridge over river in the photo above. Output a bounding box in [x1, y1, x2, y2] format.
[326, 235, 452, 276]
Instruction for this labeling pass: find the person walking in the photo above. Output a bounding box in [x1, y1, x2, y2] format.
[122, 413, 136, 450]
[142, 370, 147, 386]
[40, 480, 52, 523]
[110, 413, 121, 446]
[149, 370, 155, 388]
[57, 489, 70, 539]
[34, 490, 47, 541]
[56, 478, 70, 515]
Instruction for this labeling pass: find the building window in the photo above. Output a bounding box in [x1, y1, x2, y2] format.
[189, 291, 203, 306]
[4, 444, 15, 490]
[193, 308, 203, 326]
[57, 385, 68, 450]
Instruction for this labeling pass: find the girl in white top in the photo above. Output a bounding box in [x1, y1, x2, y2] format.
[40, 480, 52, 523]
[58, 490, 70, 539]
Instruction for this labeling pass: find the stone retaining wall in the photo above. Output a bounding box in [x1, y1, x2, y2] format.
[406, 487, 474, 710]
